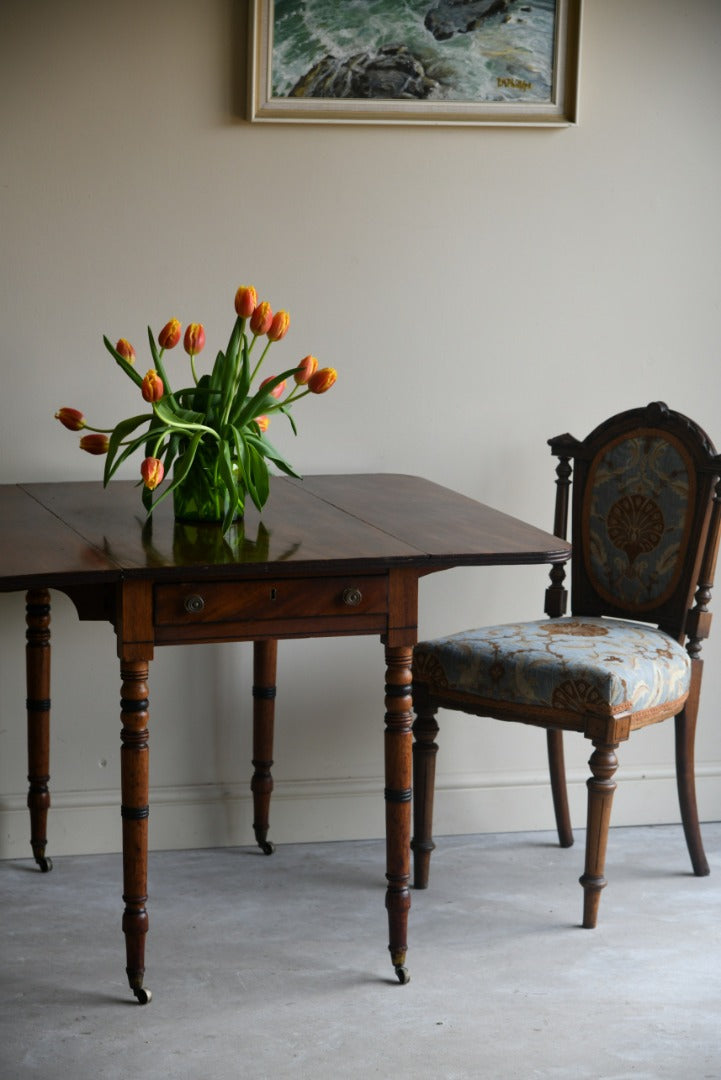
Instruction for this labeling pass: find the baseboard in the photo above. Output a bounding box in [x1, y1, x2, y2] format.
[2, 765, 720, 859]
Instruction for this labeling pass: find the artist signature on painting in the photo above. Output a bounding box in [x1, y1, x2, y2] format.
[497, 76, 533, 92]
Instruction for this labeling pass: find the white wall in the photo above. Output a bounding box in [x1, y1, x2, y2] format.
[1, 0, 720, 858]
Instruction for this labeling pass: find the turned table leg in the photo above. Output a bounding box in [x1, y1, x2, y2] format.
[120, 658, 152, 1004]
[384, 644, 413, 984]
[251, 639, 278, 855]
[26, 589, 53, 873]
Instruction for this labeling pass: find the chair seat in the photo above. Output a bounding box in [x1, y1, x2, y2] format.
[414, 616, 691, 726]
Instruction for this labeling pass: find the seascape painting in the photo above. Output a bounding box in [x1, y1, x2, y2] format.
[249, 0, 581, 125]
[273, 0, 556, 103]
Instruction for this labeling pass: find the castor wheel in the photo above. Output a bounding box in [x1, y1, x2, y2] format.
[37, 856, 53, 873]
[133, 987, 152, 1005]
[259, 840, 275, 855]
[395, 965, 410, 985]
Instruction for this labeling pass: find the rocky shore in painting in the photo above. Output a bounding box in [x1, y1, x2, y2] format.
[425, 0, 511, 42]
[290, 44, 437, 100]
[289, 0, 531, 100]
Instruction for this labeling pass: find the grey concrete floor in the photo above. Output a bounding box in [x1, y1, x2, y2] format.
[2, 823, 721, 1080]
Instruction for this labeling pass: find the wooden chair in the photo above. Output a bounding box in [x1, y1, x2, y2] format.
[411, 402, 721, 927]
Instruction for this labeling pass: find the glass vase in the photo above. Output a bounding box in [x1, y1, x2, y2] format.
[172, 451, 243, 525]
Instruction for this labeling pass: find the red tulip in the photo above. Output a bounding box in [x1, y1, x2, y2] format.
[294, 354, 318, 386]
[234, 285, 257, 318]
[267, 310, 290, 342]
[249, 302, 273, 336]
[141, 369, 164, 403]
[116, 338, 136, 364]
[140, 456, 164, 490]
[55, 407, 86, 431]
[260, 376, 286, 399]
[307, 367, 337, 394]
[79, 433, 110, 455]
[158, 319, 181, 349]
[183, 322, 206, 356]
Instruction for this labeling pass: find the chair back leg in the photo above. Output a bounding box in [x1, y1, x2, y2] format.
[675, 663, 710, 876]
[547, 729, 574, 849]
[411, 694, 440, 889]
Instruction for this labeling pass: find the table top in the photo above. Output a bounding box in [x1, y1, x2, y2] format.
[0, 475, 570, 590]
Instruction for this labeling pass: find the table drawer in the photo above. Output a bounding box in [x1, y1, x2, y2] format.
[154, 575, 389, 627]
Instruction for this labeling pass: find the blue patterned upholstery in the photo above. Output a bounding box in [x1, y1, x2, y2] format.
[583, 433, 694, 612]
[413, 617, 690, 726]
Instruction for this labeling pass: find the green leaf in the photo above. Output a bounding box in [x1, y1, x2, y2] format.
[218, 339, 240, 428]
[230, 364, 299, 429]
[187, 374, 213, 416]
[232, 426, 249, 489]
[103, 335, 143, 388]
[217, 441, 240, 533]
[279, 404, 298, 437]
[153, 397, 207, 429]
[105, 429, 159, 484]
[147, 326, 176, 406]
[245, 438, 270, 511]
[245, 431, 301, 479]
[103, 413, 153, 486]
[225, 316, 243, 371]
[236, 332, 251, 402]
[169, 430, 205, 490]
[142, 414, 166, 457]
[208, 348, 226, 398]
[144, 429, 205, 516]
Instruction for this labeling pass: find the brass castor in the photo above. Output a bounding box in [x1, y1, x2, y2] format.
[395, 965, 410, 985]
[133, 987, 152, 1005]
[259, 840, 275, 855]
[37, 856, 53, 873]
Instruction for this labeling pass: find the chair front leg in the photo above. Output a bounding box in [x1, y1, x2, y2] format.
[411, 687, 439, 890]
[579, 740, 618, 928]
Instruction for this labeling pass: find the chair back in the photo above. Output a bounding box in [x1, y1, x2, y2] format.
[549, 402, 721, 645]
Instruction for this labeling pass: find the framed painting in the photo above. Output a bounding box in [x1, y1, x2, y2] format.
[248, 0, 581, 127]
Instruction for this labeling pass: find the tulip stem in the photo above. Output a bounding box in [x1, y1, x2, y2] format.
[250, 340, 272, 384]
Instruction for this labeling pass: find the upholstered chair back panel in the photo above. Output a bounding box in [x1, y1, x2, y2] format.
[582, 430, 695, 614]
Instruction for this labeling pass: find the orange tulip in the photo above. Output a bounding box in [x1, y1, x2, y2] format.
[79, 433, 110, 455]
[250, 301, 273, 336]
[260, 376, 286, 399]
[256, 415, 270, 432]
[183, 322, 206, 356]
[141, 369, 164, 403]
[140, 456, 164, 490]
[267, 310, 290, 342]
[55, 407, 86, 431]
[234, 285, 257, 318]
[307, 367, 337, 394]
[116, 338, 136, 364]
[294, 354, 318, 386]
[158, 318, 181, 349]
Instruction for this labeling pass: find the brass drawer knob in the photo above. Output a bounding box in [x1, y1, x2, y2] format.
[184, 593, 206, 614]
[342, 587, 363, 607]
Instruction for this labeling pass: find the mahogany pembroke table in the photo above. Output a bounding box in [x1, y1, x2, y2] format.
[0, 474, 569, 1002]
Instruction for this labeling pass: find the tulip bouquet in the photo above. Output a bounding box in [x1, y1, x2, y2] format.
[55, 285, 337, 533]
